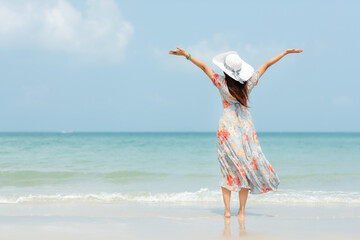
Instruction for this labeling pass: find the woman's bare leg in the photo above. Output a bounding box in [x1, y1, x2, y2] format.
[221, 187, 231, 217]
[237, 188, 249, 218]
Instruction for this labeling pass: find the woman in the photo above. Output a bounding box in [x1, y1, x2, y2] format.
[169, 47, 303, 218]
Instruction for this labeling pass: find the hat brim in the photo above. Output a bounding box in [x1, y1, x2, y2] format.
[212, 51, 254, 82]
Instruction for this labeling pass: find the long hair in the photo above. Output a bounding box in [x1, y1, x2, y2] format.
[224, 71, 250, 108]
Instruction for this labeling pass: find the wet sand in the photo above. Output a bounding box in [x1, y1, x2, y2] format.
[0, 203, 359, 240]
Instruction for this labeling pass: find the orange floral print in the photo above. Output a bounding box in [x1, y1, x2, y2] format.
[222, 99, 230, 108]
[226, 174, 233, 186]
[239, 168, 246, 178]
[233, 175, 241, 186]
[218, 129, 230, 141]
[252, 128, 258, 140]
[244, 133, 249, 141]
[211, 74, 222, 87]
[268, 163, 274, 173]
[251, 158, 258, 171]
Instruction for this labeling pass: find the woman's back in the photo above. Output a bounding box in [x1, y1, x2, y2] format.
[211, 71, 260, 109]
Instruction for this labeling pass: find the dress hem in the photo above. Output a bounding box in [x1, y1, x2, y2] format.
[219, 181, 280, 194]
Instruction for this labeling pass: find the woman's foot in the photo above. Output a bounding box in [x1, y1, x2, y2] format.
[224, 208, 231, 218]
[237, 208, 245, 218]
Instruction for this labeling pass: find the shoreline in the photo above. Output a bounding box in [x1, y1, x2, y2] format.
[1, 203, 359, 240]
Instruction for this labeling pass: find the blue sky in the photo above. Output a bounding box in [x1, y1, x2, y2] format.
[0, 0, 359, 132]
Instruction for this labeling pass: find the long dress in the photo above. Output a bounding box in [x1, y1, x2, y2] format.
[211, 70, 280, 194]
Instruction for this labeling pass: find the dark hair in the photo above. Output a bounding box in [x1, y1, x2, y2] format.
[224, 71, 250, 108]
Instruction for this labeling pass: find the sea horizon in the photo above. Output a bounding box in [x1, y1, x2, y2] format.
[1, 131, 359, 133]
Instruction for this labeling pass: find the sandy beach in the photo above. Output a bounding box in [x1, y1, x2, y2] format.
[1, 202, 359, 240]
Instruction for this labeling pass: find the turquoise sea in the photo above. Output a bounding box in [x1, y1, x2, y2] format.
[0, 132, 359, 205]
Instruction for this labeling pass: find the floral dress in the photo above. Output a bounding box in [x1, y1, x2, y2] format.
[211, 71, 280, 194]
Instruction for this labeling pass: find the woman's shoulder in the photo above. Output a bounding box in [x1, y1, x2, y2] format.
[211, 72, 226, 88]
[212, 72, 225, 79]
[247, 70, 260, 91]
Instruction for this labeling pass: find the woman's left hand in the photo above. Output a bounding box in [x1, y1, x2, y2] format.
[169, 47, 188, 57]
[285, 48, 303, 54]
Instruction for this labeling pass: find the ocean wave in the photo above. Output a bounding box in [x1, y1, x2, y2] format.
[1, 188, 360, 205]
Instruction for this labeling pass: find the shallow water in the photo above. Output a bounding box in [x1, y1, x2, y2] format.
[0, 132, 359, 205]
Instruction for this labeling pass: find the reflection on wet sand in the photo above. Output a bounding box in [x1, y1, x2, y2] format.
[223, 215, 247, 238]
[238, 217, 246, 237]
[223, 217, 231, 237]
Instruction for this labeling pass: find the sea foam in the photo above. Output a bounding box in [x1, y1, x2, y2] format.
[1, 188, 359, 205]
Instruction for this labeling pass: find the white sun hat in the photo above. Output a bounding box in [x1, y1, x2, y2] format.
[212, 51, 254, 84]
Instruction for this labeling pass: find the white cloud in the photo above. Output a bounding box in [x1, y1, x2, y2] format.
[186, 33, 231, 64]
[154, 34, 230, 72]
[156, 33, 284, 72]
[332, 95, 356, 108]
[0, 0, 134, 62]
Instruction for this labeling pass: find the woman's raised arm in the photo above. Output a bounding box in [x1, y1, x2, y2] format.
[169, 47, 214, 79]
[257, 48, 303, 78]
